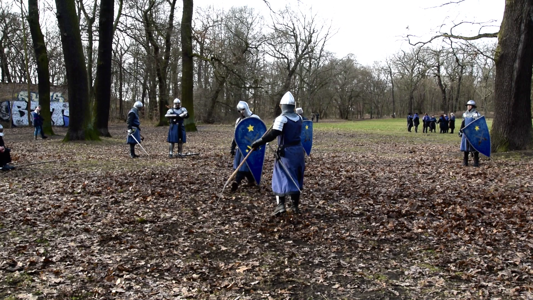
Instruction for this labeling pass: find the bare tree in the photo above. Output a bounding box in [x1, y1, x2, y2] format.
[55, 0, 98, 140]
[265, 6, 331, 112]
[27, 0, 54, 135]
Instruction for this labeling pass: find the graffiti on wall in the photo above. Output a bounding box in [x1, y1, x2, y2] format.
[0, 91, 69, 127]
[0, 100, 69, 127]
[17, 91, 66, 103]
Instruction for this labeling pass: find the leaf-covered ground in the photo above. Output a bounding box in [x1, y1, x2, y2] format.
[1, 122, 532, 299]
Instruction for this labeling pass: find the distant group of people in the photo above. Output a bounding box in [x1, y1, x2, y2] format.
[407, 112, 456, 134]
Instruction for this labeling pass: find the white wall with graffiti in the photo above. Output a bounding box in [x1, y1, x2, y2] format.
[0, 92, 69, 127]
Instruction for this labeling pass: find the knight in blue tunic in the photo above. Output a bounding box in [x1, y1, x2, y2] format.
[165, 98, 189, 158]
[126, 101, 143, 158]
[252, 91, 305, 215]
[459, 100, 482, 167]
[230, 101, 261, 191]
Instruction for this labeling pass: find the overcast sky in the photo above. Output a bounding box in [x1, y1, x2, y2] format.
[194, 0, 504, 66]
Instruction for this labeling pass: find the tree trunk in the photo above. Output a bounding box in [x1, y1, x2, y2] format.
[181, 0, 197, 131]
[28, 0, 54, 136]
[491, 0, 533, 152]
[55, 0, 98, 141]
[93, 0, 114, 137]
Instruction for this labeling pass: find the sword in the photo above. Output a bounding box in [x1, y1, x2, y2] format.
[128, 131, 149, 155]
[267, 143, 302, 193]
[220, 148, 256, 196]
[219, 124, 273, 198]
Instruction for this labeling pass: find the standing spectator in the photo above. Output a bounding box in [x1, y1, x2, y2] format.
[443, 114, 450, 133]
[422, 113, 430, 133]
[315, 113, 320, 122]
[429, 115, 437, 132]
[0, 124, 15, 171]
[407, 113, 413, 132]
[449, 113, 456, 134]
[413, 112, 420, 133]
[437, 114, 446, 133]
[31, 105, 48, 140]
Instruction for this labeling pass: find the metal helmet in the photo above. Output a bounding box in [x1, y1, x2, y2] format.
[280, 91, 295, 105]
[236, 101, 252, 117]
[0, 124, 3, 137]
[173, 98, 181, 105]
[466, 100, 476, 107]
[134, 101, 143, 108]
[296, 107, 303, 115]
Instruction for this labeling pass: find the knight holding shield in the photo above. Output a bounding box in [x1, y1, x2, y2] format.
[230, 101, 261, 191]
[459, 100, 482, 166]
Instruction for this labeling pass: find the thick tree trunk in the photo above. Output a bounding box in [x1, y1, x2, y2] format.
[181, 0, 196, 131]
[55, 0, 98, 141]
[28, 0, 54, 136]
[93, 0, 114, 137]
[491, 0, 533, 152]
[0, 46, 11, 83]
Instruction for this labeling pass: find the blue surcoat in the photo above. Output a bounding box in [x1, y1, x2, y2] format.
[272, 117, 305, 196]
[127, 108, 141, 144]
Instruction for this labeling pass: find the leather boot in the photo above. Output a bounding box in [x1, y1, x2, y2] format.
[473, 152, 479, 167]
[130, 144, 139, 158]
[291, 194, 301, 214]
[169, 143, 174, 158]
[177, 142, 184, 157]
[462, 152, 469, 166]
[273, 196, 286, 216]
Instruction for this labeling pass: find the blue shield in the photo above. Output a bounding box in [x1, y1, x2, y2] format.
[234, 118, 267, 184]
[463, 116, 491, 157]
[300, 120, 313, 156]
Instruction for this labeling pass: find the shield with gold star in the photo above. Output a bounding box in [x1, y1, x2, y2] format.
[300, 120, 313, 156]
[234, 117, 267, 184]
[463, 116, 491, 157]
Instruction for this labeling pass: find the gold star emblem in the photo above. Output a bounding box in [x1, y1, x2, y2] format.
[247, 125, 254, 132]
[305, 125, 309, 130]
[475, 126, 480, 131]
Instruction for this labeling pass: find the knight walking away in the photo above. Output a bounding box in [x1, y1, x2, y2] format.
[252, 91, 305, 216]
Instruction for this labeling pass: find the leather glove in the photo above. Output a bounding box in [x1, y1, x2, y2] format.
[251, 138, 263, 150]
[127, 128, 136, 134]
[458, 132, 462, 137]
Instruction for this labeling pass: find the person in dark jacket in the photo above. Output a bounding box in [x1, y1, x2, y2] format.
[413, 113, 420, 133]
[429, 115, 437, 132]
[449, 113, 456, 134]
[422, 113, 430, 133]
[31, 105, 48, 140]
[0, 124, 15, 171]
[407, 113, 413, 132]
